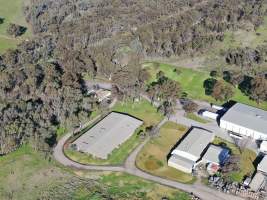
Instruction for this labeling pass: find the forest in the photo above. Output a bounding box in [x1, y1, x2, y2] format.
[0, 0, 267, 154]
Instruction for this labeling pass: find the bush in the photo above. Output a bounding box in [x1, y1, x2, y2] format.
[210, 70, 218, 77]
[182, 100, 198, 113]
[0, 17, 4, 24]
[173, 68, 181, 75]
[203, 78, 217, 95]
[6, 23, 27, 37]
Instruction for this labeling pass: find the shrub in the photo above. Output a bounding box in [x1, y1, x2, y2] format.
[6, 23, 27, 37]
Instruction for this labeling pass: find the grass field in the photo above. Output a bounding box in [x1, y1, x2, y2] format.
[185, 113, 210, 124]
[112, 99, 164, 126]
[222, 16, 267, 49]
[0, 145, 190, 199]
[99, 172, 191, 200]
[0, 145, 70, 200]
[0, 0, 31, 53]
[213, 137, 257, 182]
[65, 99, 163, 165]
[144, 62, 267, 110]
[136, 121, 196, 184]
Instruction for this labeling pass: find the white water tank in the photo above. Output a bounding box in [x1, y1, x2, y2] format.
[202, 111, 218, 120]
[212, 105, 224, 110]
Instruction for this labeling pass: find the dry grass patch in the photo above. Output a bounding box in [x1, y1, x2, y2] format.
[136, 121, 196, 184]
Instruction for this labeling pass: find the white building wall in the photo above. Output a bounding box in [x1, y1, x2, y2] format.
[220, 119, 267, 140]
[202, 111, 218, 120]
[168, 160, 192, 173]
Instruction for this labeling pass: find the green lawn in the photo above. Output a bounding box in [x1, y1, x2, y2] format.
[136, 121, 196, 184]
[185, 113, 210, 124]
[213, 137, 257, 182]
[144, 62, 267, 110]
[0, 36, 18, 52]
[65, 99, 163, 165]
[0, 0, 32, 53]
[112, 99, 164, 126]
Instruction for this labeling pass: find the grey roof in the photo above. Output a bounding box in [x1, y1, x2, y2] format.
[202, 145, 229, 165]
[73, 112, 143, 159]
[249, 172, 266, 192]
[258, 156, 267, 173]
[168, 154, 195, 169]
[173, 128, 215, 158]
[221, 103, 267, 134]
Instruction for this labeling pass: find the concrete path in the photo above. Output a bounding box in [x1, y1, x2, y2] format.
[53, 94, 247, 200]
[53, 119, 244, 200]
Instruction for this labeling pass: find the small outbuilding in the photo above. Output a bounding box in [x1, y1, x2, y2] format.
[168, 128, 215, 173]
[202, 145, 230, 166]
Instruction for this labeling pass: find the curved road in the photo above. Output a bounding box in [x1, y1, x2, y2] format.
[54, 131, 243, 200]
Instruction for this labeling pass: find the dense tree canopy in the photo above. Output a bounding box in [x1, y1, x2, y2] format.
[1, 0, 266, 154]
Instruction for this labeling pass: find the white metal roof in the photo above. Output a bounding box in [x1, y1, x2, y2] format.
[220, 103, 267, 134]
[73, 112, 143, 159]
[258, 156, 267, 173]
[172, 128, 214, 160]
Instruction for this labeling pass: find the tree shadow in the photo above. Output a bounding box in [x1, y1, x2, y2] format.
[203, 78, 217, 95]
[238, 75, 253, 96]
[0, 17, 4, 24]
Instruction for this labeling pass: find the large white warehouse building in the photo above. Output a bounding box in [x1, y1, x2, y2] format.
[220, 103, 267, 140]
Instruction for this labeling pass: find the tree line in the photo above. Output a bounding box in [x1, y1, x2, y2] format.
[0, 0, 266, 155]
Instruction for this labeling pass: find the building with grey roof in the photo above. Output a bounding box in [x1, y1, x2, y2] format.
[72, 112, 143, 159]
[202, 145, 229, 166]
[220, 103, 267, 140]
[258, 156, 267, 174]
[249, 172, 266, 192]
[168, 128, 215, 173]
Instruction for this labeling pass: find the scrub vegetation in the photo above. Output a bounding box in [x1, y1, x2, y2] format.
[213, 137, 257, 182]
[0, 145, 190, 200]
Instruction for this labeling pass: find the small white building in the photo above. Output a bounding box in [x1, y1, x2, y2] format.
[220, 103, 267, 140]
[168, 128, 215, 173]
[202, 111, 219, 120]
[88, 89, 111, 102]
[202, 145, 230, 166]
